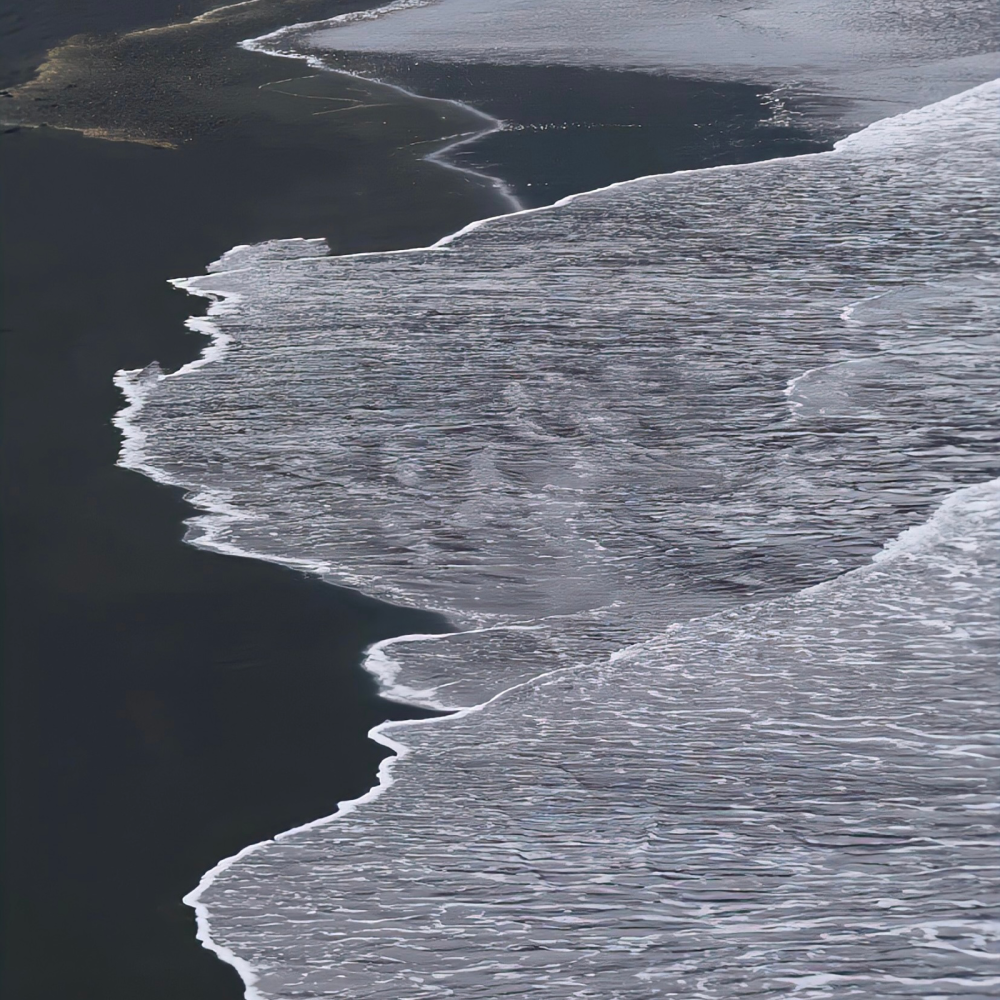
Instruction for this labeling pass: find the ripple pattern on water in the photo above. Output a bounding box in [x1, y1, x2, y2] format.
[113, 81, 1000, 997]
[118, 83, 998, 706]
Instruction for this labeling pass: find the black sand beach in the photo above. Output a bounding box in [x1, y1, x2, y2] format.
[2, 6, 490, 996]
[2, 2, 836, 998]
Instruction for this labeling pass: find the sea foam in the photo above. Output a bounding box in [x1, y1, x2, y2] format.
[112, 75, 1000, 996]
[116, 81, 998, 704]
[186, 475, 1000, 998]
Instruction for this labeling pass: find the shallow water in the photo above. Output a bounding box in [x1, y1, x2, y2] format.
[119, 83, 997, 699]
[285, 0, 1000, 130]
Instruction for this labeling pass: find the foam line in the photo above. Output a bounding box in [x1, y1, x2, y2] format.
[606, 475, 1000, 668]
[242, 0, 435, 59]
[182, 619, 604, 1000]
[114, 245, 347, 581]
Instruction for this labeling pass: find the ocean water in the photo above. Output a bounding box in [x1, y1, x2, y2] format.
[113, 69, 1000, 996]
[267, 0, 1000, 131]
[117, 82, 998, 693]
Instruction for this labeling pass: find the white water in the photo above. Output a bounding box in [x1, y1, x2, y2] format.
[184, 475, 1000, 998]
[117, 82, 998, 701]
[106, 0, 1000, 980]
[112, 65, 1000, 995]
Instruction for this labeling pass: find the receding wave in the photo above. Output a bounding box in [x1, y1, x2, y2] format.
[115, 78, 998, 997]
[261, 0, 1000, 131]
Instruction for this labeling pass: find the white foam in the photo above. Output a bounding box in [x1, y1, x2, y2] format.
[119, 80, 999, 649]
[114, 56, 1000, 999]
[187, 477, 999, 998]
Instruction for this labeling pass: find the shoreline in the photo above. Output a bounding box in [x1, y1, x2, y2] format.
[154, 65, 1000, 992]
[125, 48, 999, 987]
[105, 15, 838, 619]
[1, 119, 451, 1000]
[123, 26, 996, 984]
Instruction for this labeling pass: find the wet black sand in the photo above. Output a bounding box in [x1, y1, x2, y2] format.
[318, 54, 831, 206]
[0, 0, 214, 90]
[2, 4, 837, 999]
